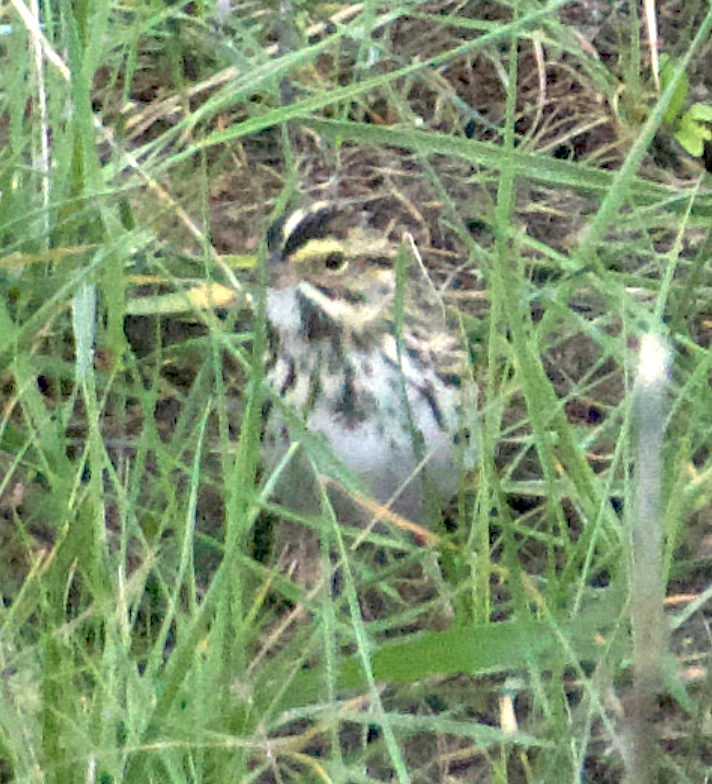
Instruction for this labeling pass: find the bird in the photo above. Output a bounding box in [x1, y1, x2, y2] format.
[259, 202, 478, 534]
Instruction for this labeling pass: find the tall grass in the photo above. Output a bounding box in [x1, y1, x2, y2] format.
[1, 1, 712, 782]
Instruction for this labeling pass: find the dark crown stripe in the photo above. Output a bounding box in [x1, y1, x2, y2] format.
[278, 204, 336, 258]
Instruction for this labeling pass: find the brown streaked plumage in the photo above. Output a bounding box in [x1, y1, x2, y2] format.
[262, 204, 477, 525]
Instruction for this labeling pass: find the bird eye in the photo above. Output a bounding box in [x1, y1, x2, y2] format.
[324, 252, 347, 271]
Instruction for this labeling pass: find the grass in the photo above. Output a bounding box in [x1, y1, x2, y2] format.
[2, 0, 712, 782]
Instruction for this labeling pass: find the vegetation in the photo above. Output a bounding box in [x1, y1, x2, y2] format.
[2, 1, 712, 782]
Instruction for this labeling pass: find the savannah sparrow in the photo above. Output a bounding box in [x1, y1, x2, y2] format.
[261, 203, 477, 528]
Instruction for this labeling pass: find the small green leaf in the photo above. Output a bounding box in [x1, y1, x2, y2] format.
[659, 55, 689, 126]
[686, 102, 712, 122]
[673, 103, 712, 157]
[675, 112, 712, 157]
